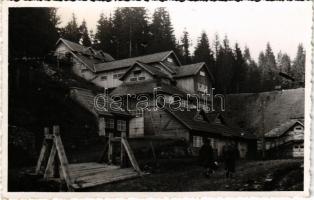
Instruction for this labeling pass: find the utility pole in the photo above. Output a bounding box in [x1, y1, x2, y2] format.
[129, 23, 132, 57]
[261, 98, 266, 159]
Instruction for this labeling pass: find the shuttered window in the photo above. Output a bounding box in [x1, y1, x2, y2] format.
[117, 120, 126, 131]
[192, 136, 203, 147]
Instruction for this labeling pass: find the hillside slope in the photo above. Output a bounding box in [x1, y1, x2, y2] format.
[224, 88, 304, 136]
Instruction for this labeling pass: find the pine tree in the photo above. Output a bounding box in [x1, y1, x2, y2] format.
[180, 28, 192, 64]
[150, 8, 176, 53]
[258, 43, 277, 91]
[243, 46, 251, 63]
[277, 52, 292, 88]
[232, 43, 246, 93]
[95, 13, 114, 56]
[213, 33, 220, 60]
[193, 32, 215, 76]
[79, 19, 91, 47]
[215, 35, 235, 93]
[243, 46, 261, 92]
[60, 13, 81, 43]
[110, 8, 150, 58]
[291, 44, 305, 84]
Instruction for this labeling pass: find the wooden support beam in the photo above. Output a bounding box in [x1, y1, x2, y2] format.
[98, 142, 109, 163]
[108, 133, 113, 164]
[121, 137, 141, 174]
[53, 125, 74, 191]
[120, 132, 126, 168]
[43, 143, 56, 179]
[35, 127, 49, 174]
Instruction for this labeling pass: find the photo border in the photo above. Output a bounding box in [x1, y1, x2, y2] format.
[0, 0, 312, 198]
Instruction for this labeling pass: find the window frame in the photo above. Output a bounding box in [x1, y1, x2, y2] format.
[101, 75, 107, 81]
[117, 120, 127, 131]
[192, 136, 203, 148]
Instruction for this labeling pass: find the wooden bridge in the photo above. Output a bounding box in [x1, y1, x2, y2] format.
[33, 125, 144, 191]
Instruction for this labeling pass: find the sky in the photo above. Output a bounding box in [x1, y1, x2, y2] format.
[57, 1, 312, 61]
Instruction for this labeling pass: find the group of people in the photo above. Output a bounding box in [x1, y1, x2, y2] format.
[198, 138, 239, 178]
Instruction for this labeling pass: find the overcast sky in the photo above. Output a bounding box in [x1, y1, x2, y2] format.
[57, 1, 311, 61]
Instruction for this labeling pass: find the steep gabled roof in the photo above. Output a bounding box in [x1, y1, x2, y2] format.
[110, 80, 188, 97]
[69, 87, 130, 117]
[173, 62, 215, 81]
[119, 61, 172, 81]
[94, 51, 178, 72]
[56, 38, 115, 67]
[264, 119, 304, 138]
[57, 38, 86, 53]
[164, 107, 256, 140]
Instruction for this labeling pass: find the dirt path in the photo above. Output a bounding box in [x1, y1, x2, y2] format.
[81, 159, 303, 192]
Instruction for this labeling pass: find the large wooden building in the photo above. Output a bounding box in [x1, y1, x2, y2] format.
[53, 38, 257, 160]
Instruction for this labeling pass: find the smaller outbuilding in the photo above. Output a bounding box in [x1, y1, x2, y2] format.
[264, 119, 304, 158]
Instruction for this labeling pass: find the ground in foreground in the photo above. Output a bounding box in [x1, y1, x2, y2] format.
[9, 159, 303, 191]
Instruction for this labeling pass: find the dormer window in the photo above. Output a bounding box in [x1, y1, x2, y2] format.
[100, 52, 105, 57]
[200, 71, 205, 76]
[166, 57, 174, 63]
[133, 70, 142, 75]
[81, 69, 89, 73]
[113, 73, 123, 79]
[88, 47, 95, 55]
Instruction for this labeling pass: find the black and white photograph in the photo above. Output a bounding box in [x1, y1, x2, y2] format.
[1, 0, 312, 197]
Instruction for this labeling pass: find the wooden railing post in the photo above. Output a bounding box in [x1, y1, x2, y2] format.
[120, 131, 126, 168]
[35, 127, 50, 174]
[108, 132, 113, 164]
[121, 137, 141, 174]
[53, 125, 74, 191]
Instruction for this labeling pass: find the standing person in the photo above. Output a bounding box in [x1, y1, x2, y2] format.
[222, 141, 238, 178]
[198, 138, 214, 178]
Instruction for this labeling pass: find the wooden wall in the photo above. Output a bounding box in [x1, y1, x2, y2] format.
[124, 66, 154, 83]
[176, 77, 194, 93]
[144, 109, 189, 140]
[93, 69, 126, 89]
[129, 117, 144, 138]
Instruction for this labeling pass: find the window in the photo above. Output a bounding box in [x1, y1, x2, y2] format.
[198, 83, 208, 92]
[192, 136, 203, 148]
[138, 77, 145, 81]
[117, 120, 127, 131]
[113, 73, 123, 79]
[101, 76, 107, 80]
[294, 126, 303, 132]
[166, 57, 174, 63]
[136, 109, 144, 117]
[200, 71, 205, 76]
[130, 77, 137, 82]
[81, 69, 89, 73]
[106, 119, 115, 129]
[133, 70, 142, 75]
[211, 139, 217, 149]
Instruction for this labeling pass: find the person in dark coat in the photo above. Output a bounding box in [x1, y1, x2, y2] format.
[198, 138, 214, 177]
[222, 141, 238, 178]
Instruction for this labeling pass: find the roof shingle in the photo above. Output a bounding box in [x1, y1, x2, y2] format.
[264, 119, 304, 138]
[94, 51, 173, 72]
[165, 107, 256, 140]
[110, 80, 188, 97]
